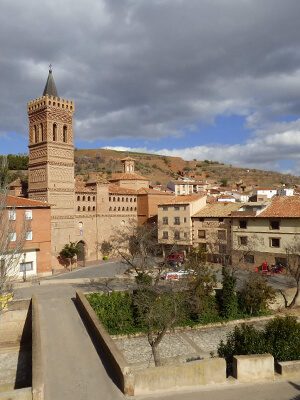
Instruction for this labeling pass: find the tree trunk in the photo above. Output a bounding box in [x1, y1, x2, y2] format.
[287, 286, 299, 309]
[151, 343, 162, 366]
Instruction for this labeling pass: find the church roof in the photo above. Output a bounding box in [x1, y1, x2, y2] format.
[109, 172, 149, 181]
[43, 68, 58, 97]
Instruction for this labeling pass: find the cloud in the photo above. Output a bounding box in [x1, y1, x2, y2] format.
[1, 0, 300, 173]
[106, 119, 300, 173]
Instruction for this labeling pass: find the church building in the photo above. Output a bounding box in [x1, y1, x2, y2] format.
[27, 68, 145, 271]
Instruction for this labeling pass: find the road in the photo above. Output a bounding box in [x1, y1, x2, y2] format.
[135, 380, 300, 400]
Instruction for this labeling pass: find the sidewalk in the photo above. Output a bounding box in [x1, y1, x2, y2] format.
[36, 285, 125, 400]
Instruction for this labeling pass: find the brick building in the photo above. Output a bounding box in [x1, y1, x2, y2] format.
[2, 195, 51, 278]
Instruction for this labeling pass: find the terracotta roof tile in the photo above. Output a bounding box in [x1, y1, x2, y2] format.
[158, 194, 205, 205]
[258, 196, 300, 218]
[5, 195, 50, 208]
[193, 202, 242, 218]
[109, 172, 149, 181]
[108, 184, 137, 195]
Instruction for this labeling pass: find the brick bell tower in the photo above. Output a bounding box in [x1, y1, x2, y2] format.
[27, 67, 76, 258]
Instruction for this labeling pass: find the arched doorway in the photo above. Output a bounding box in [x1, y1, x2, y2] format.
[77, 241, 86, 268]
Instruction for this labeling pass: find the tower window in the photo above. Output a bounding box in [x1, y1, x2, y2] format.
[63, 126, 67, 143]
[34, 125, 38, 143]
[53, 124, 57, 141]
[83, 196, 85, 201]
[77, 196, 80, 201]
[88, 196, 90, 201]
[40, 123, 44, 141]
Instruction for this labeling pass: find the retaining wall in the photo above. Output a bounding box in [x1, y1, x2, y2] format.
[233, 354, 274, 382]
[276, 360, 300, 378]
[76, 291, 227, 396]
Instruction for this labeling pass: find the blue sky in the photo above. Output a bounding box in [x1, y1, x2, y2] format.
[1, 0, 300, 175]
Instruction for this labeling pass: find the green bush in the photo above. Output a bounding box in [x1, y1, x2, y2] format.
[238, 273, 275, 316]
[218, 316, 300, 372]
[86, 292, 137, 335]
[135, 273, 152, 286]
[264, 316, 300, 361]
[217, 268, 239, 319]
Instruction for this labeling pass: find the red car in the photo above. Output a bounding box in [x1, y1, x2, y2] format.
[166, 252, 185, 263]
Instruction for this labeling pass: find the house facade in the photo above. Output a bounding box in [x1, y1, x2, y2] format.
[2, 196, 51, 278]
[231, 196, 300, 268]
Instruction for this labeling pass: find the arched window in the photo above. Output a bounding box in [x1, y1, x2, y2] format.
[88, 196, 90, 201]
[130, 207, 133, 211]
[118, 207, 120, 211]
[130, 198, 133, 202]
[34, 125, 38, 143]
[93, 206, 95, 211]
[83, 206, 86, 211]
[114, 207, 116, 211]
[134, 198, 136, 202]
[113, 197, 115, 202]
[122, 197, 124, 202]
[109, 197, 111, 201]
[88, 206, 90, 211]
[40, 123, 44, 141]
[109, 207, 112, 211]
[77, 206, 80, 211]
[117, 197, 120, 201]
[93, 196, 95, 201]
[83, 196, 85, 201]
[53, 123, 57, 141]
[134, 207, 137, 211]
[126, 207, 129, 211]
[77, 196, 80, 201]
[122, 207, 125, 211]
[63, 125, 67, 143]
[126, 198, 128, 202]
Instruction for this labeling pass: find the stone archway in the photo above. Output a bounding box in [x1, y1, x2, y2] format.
[77, 241, 86, 268]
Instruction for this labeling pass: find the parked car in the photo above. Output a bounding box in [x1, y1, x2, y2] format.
[161, 269, 194, 281]
[166, 252, 185, 263]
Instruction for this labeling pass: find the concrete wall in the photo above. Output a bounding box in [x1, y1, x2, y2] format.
[0, 387, 32, 400]
[76, 291, 228, 396]
[276, 360, 300, 378]
[75, 291, 134, 395]
[233, 354, 274, 382]
[0, 300, 31, 345]
[133, 358, 226, 395]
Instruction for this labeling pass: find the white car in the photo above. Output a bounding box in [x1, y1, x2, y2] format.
[161, 270, 194, 280]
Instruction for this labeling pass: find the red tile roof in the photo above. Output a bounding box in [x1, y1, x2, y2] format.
[5, 195, 50, 208]
[158, 194, 205, 205]
[109, 172, 149, 181]
[108, 184, 137, 195]
[258, 196, 300, 218]
[193, 202, 242, 218]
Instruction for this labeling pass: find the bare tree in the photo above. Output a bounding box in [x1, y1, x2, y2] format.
[0, 157, 27, 310]
[278, 238, 300, 309]
[110, 223, 219, 366]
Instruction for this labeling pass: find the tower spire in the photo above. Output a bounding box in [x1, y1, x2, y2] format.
[43, 65, 58, 97]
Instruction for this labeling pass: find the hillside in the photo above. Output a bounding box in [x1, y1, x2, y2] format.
[74, 148, 300, 189]
[2, 149, 300, 189]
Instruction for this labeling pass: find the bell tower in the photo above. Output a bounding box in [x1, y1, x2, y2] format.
[27, 67, 75, 257]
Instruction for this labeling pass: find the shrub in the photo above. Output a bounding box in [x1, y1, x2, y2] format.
[264, 316, 300, 361]
[86, 292, 137, 335]
[238, 273, 275, 316]
[218, 316, 300, 373]
[135, 273, 152, 286]
[217, 267, 239, 319]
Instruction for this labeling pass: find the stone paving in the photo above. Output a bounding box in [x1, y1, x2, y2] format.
[113, 319, 272, 368]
